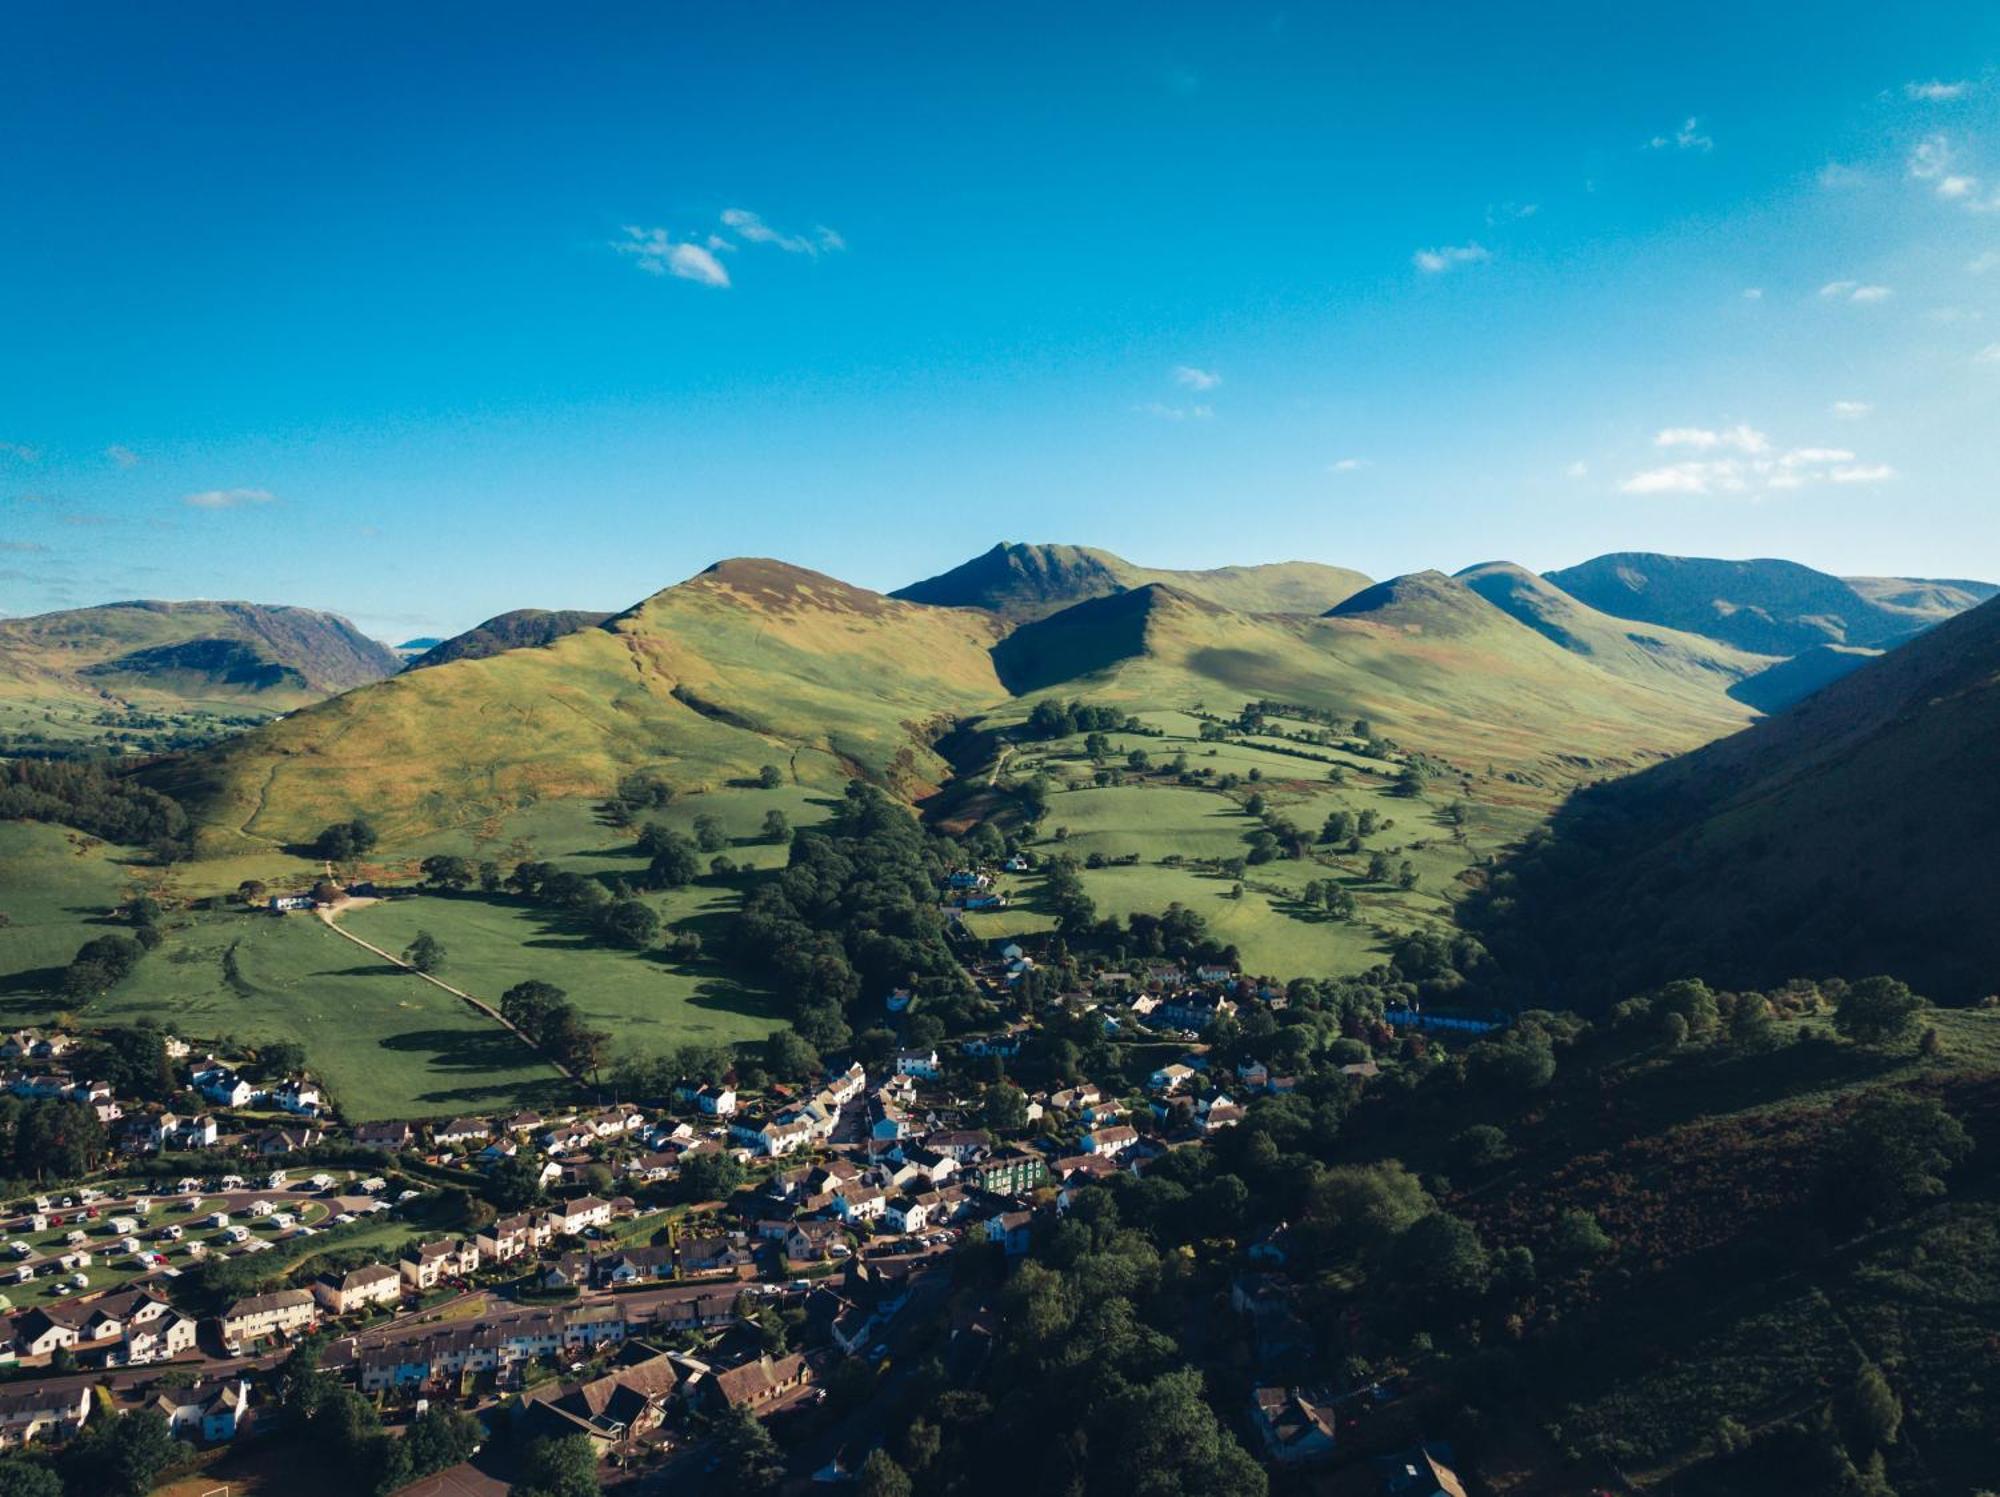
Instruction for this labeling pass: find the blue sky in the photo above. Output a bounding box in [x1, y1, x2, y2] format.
[3, 2, 1997, 639]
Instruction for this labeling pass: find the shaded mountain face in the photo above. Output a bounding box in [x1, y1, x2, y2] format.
[1724, 642, 1879, 714]
[1544, 553, 1931, 655]
[0, 600, 397, 704]
[1842, 575, 2000, 624]
[1479, 592, 2000, 1004]
[893, 542, 1372, 622]
[403, 609, 613, 670]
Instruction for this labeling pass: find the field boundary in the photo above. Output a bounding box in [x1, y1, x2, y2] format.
[315, 907, 582, 1086]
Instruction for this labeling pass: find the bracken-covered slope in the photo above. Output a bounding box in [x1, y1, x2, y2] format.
[1484, 593, 2000, 1003]
[403, 608, 613, 670]
[1455, 561, 1776, 708]
[0, 599, 398, 709]
[893, 541, 1372, 622]
[990, 571, 1751, 779]
[151, 560, 1007, 853]
[1544, 553, 1933, 655]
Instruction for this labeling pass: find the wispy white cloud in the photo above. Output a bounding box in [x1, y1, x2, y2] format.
[719, 208, 845, 256]
[0, 541, 48, 554]
[1135, 402, 1213, 422]
[1969, 250, 2000, 274]
[1905, 79, 1969, 101]
[1819, 280, 1893, 303]
[616, 226, 731, 287]
[1742, 287, 1764, 300]
[1829, 400, 1873, 420]
[0, 442, 39, 463]
[184, 487, 277, 510]
[105, 444, 140, 469]
[1412, 243, 1489, 274]
[1976, 342, 2000, 364]
[1328, 458, 1369, 473]
[1817, 161, 1871, 190]
[1564, 460, 1589, 479]
[1908, 134, 2000, 213]
[1655, 424, 1769, 454]
[1647, 117, 1713, 152]
[1484, 201, 1538, 224]
[1620, 423, 1894, 497]
[1172, 365, 1222, 391]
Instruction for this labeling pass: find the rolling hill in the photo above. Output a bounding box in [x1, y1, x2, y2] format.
[1455, 561, 1777, 707]
[0, 601, 399, 756]
[990, 569, 1753, 776]
[149, 559, 1009, 854]
[402, 608, 613, 670]
[1481, 592, 2000, 1003]
[1544, 553, 1936, 655]
[1843, 573, 1999, 624]
[893, 541, 1373, 622]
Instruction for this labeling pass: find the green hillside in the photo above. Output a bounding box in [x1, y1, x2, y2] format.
[148, 558, 1008, 855]
[893, 541, 1373, 622]
[1543, 553, 1934, 655]
[0, 599, 400, 755]
[1480, 594, 2000, 1004]
[1456, 561, 1775, 708]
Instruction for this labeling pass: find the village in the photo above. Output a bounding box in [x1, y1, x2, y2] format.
[0, 854, 1475, 1497]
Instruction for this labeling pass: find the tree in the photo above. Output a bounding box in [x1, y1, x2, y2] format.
[501, 979, 566, 1041]
[0, 1459, 61, 1497]
[1366, 851, 1393, 883]
[679, 1149, 745, 1203]
[1549, 1208, 1613, 1265]
[312, 818, 377, 862]
[403, 1405, 481, 1481]
[757, 763, 785, 789]
[60, 1408, 176, 1497]
[1826, 1091, 1972, 1224]
[403, 931, 445, 974]
[1845, 1362, 1903, 1452]
[899, 1418, 941, 1473]
[646, 832, 701, 888]
[981, 1082, 1029, 1134]
[693, 814, 729, 852]
[1729, 991, 1779, 1051]
[761, 809, 792, 844]
[419, 854, 474, 890]
[763, 1029, 821, 1082]
[713, 1406, 783, 1494]
[602, 898, 661, 949]
[486, 1152, 548, 1211]
[1834, 976, 1927, 1049]
[514, 1435, 601, 1497]
[858, 1450, 912, 1497]
[1395, 1211, 1491, 1301]
[1397, 860, 1417, 890]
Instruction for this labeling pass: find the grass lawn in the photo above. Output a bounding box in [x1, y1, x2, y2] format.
[341, 887, 785, 1063]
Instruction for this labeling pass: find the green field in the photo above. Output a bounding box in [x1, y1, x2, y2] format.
[0, 794, 795, 1116]
[966, 715, 1544, 977]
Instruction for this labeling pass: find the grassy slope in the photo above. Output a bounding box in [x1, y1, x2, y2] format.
[0, 822, 570, 1119]
[891, 541, 1373, 622]
[1429, 1007, 2000, 1493]
[1455, 560, 1775, 709]
[1498, 593, 2000, 1003]
[991, 576, 1748, 781]
[152, 559, 1007, 854]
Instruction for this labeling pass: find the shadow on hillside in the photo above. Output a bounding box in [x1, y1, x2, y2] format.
[378, 1026, 550, 1075]
[313, 963, 405, 979]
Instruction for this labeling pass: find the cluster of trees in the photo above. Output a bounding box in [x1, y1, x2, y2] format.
[0, 1097, 108, 1183]
[1023, 699, 1137, 741]
[61, 930, 155, 1003]
[311, 817, 379, 862]
[275, 1336, 483, 1496]
[732, 783, 968, 1052]
[501, 860, 671, 953]
[0, 1409, 180, 1497]
[0, 760, 189, 855]
[499, 980, 609, 1077]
